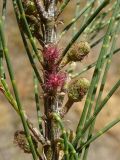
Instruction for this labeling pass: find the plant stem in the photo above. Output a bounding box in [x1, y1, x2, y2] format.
[82, 2, 120, 159]
[57, 0, 71, 18]
[12, 1, 44, 89]
[60, 0, 94, 39]
[0, 0, 7, 78]
[77, 117, 120, 152]
[60, 139, 78, 160]
[73, 0, 118, 148]
[1, 78, 47, 145]
[12, 0, 43, 65]
[74, 79, 120, 146]
[82, 0, 96, 34]
[43, 1, 62, 159]
[52, 113, 69, 160]
[34, 74, 43, 134]
[0, 19, 38, 160]
[60, 99, 74, 118]
[22, 31, 43, 85]
[90, 35, 104, 48]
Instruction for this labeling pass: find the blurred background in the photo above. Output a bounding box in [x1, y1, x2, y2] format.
[0, 0, 120, 160]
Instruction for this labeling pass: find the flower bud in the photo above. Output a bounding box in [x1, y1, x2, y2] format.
[68, 78, 90, 102]
[22, 0, 36, 15]
[14, 130, 38, 153]
[68, 41, 90, 62]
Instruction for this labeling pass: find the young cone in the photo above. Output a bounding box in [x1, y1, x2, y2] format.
[60, 78, 90, 117]
[60, 41, 90, 68]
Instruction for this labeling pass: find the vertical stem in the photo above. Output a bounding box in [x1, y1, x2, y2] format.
[0, 34, 4, 78]
[44, 0, 57, 136]
[60, 0, 95, 39]
[73, 0, 117, 148]
[0, 0, 7, 78]
[57, 0, 71, 18]
[12, 2, 43, 88]
[74, 79, 120, 147]
[0, 19, 38, 160]
[13, 0, 43, 64]
[43, 1, 60, 159]
[82, 0, 96, 38]
[34, 74, 43, 134]
[1, 78, 46, 145]
[82, 4, 120, 159]
[52, 113, 69, 160]
[73, 0, 81, 35]
[77, 117, 120, 152]
[44, 0, 57, 43]
[44, 96, 60, 159]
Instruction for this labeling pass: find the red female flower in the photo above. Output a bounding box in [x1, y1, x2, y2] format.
[43, 44, 59, 63]
[45, 72, 66, 91]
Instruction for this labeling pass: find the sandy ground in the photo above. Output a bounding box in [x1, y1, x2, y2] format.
[0, 1, 120, 160]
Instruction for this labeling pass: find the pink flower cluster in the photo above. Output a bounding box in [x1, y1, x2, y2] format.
[43, 44, 59, 63]
[43, 44, 66, 92]
[45, 72, 66, 91]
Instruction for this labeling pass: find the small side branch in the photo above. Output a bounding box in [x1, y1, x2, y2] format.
[34, 0, 49, 20]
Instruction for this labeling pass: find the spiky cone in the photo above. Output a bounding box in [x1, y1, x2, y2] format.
[14, 130, 38, 154]
[59, 41, 90, 69]
[60, 78, 90, 117]
[22, 0, 37, 16]
[45, 72, 66, 94]
[68, 41, 90, 61]
[43, 44, 60, 69]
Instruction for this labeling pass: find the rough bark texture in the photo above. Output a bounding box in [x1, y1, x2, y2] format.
[43, 1, 59, 159]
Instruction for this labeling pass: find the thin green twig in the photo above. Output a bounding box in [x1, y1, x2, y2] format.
[0, 19, 38, 160]
[12, 0, 43, 65]
[12, 3, 43, 88]
[0, 78, 46, 146]
[52, 113, 69, 160]
[34, 74, 43, 134]
[60, 138, 78, 160]
[0, 0, 7, 78]
[60, 0, 95, 39]
[73, 0, 118, 148]
[85, 2, 116, 38]
[82, 0, 96, 30]
[72, 47, 120, 78]
[77, 117, 120, 152]
[82, 4, 120, 159]
[57, 0, 71, 18]
[74, 79, 120, 146]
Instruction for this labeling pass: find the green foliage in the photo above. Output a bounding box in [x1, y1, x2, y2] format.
[0, 0, 120, 160]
